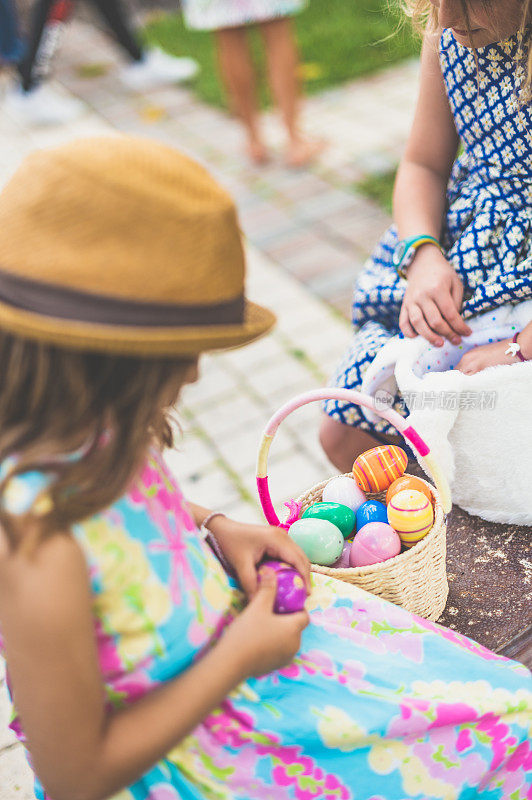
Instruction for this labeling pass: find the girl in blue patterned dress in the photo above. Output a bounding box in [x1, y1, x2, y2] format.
[320, 0, 532, 472]
[0, 137, 531, 800]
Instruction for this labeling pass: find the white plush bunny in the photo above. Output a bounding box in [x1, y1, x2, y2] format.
[361, 301, 532, 524]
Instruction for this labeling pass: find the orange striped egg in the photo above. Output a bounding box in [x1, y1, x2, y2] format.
[352, 445, 408, 493]
[387, 489, 434, 548]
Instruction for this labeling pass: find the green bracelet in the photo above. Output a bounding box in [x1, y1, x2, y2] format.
[393, 235, 443, 280]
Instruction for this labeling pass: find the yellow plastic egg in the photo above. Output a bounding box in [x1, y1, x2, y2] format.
[387, 489, 434, 548]
[386, 475, 433, 506]
[352, 445, 408, 493]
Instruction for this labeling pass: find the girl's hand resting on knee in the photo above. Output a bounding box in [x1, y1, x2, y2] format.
[399, 248, 472, 347]
[222, 567, 310, 676]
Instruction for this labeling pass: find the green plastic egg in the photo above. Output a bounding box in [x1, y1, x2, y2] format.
[302, 501, 355, 539]
[288, 518, 344, 566]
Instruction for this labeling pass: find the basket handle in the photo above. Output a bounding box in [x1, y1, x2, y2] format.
[256, 388, 452, 526]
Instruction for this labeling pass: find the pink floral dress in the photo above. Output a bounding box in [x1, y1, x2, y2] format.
[2, 448, 531, 799]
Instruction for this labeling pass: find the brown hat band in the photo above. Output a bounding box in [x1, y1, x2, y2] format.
[0, 268, 245, 328]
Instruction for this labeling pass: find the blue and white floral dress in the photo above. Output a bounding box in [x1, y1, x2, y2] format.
[325, 27, 532, 437]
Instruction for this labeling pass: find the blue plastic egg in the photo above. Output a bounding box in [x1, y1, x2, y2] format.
[356, 500, 388, 531]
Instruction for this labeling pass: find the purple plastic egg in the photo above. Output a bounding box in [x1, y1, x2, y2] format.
[260, 560, 307, 614]
[349, 523, 401, 567]
[332, 541, 352, 568]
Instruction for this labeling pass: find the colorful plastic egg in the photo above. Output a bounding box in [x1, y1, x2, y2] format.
[356, 500, 388, 531]
[331, 541, 352, 568]
[387, 489, 434, 548]
[288, 518, 344, 566]
[386, 475, 433, 506]
[352, 445, 408, 493]
[259, 560, 307, 614]
[322, 476, 366, 513]
[349, 522, 401, 567]
[302, 501, 355, 539]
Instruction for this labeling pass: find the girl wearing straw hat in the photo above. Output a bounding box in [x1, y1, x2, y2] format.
[0, 137, 529, 800]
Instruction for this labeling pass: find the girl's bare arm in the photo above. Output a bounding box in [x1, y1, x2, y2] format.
[0, 532, 307, 800]
[394, 31, 459, 240]
[394, 33, 472, 346]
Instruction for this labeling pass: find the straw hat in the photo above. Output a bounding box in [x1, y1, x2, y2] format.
[0, 136, 275, 356]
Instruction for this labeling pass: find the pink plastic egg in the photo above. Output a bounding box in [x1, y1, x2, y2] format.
[349, 522, 401, 567]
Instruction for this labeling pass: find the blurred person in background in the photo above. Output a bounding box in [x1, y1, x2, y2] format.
[4, 0, 198, 126]
[0, 0, 25, 65]
[182, 0, 324, 166]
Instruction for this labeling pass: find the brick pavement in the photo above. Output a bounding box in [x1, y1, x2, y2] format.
[0, 16, 418, 795]
[52, 18, 419, 316]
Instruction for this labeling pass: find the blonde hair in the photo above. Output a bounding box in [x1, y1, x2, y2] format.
[0, 332, 195, 551]
[400, 0, 532, 102]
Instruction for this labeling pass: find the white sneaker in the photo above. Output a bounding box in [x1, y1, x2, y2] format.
[119, 48, 199, 92]
[3, 83, 85, 126]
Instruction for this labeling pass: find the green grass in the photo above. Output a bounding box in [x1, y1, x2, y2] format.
[356, 169, 397, 215]
[143, 1, 420, 109]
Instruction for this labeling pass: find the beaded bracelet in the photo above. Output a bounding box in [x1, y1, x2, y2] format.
[199, 512, 234, 574]
[199, 511, 226, 539]
[504, 331, 527, 362]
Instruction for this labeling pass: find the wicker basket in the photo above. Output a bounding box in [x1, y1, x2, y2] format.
[256, 388, 452, 621]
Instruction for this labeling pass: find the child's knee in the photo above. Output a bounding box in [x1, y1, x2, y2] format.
[319, 414, 363, 470]
[319, 414, 385, 472]
[319, 414, 345, 463]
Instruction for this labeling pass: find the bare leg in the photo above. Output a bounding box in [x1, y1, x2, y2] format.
[215, 26, 268, 164]
[319, 414, 403, 473]
[259, 17, 325, 167]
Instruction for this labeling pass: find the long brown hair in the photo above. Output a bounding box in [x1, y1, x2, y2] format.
[400, 0, 532, 102]
[0, 332, 195, 550]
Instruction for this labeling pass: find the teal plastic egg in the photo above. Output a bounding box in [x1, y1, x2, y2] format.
[302, 502, 355, 539]
[288, 518, 344, 566]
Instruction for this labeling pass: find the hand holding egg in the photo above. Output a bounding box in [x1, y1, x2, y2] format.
[259, 560, 307, 614]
